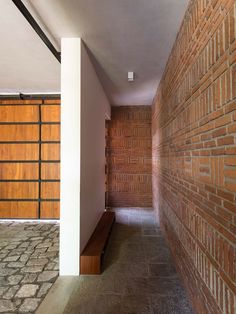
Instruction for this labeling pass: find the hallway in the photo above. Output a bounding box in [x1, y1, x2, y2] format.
[38, 208, 194, 314]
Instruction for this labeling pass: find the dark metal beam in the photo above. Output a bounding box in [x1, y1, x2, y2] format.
[0, 93, 60, 100]
[12, 0, 61, 63]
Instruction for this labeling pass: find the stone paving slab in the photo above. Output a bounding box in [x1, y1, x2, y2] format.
[62, 208, 195, 314]
[0, 221, 59, 313]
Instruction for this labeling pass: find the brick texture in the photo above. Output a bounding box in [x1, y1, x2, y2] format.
[107, 106, 152, 207]
[152, 1, 236, 313]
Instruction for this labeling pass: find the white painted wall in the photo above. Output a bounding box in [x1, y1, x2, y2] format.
[60, 38, 110, 275]
[60, 38, 81, 275]
[80, 43, 110, 252]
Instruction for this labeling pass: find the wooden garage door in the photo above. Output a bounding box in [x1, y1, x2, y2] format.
[0, 99, 60, 219]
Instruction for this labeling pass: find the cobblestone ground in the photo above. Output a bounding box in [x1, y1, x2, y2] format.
[0, 221, 59, 313]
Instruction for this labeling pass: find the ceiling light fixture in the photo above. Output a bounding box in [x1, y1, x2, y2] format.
[128, 72, 134, 82]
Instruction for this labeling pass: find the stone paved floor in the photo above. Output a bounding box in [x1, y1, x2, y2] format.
[0, 221, 59, 313]
[63, 208, 195, 314]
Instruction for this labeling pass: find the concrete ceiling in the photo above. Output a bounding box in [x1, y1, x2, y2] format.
[0, 0, 189, 105]
[0, 1, 60, 94]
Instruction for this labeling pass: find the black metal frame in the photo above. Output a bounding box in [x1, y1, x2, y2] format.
[12, 0, 61, 63]
[0, 94, 60, 100]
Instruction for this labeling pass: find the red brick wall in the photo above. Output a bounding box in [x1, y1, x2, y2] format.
[107, 106, 152, 207]
[152, 1, 236, 313]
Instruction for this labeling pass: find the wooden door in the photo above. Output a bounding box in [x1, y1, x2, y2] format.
[0, 99, 60, 219]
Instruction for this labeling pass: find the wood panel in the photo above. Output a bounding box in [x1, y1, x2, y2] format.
[0, 143, 39, 160]
[41, 105, 60, 122]
[41, 182, 60, 199]
[40, 201, 60, 219]
[0, 125, 39, 142]
[44, 99, 61, 105]
[0, 182, 38, 199]
[0, 105, 39, 122]
[41, 163, 60, 180]
[0, 100, 42, 105]
[0, 201, 38, 218]
[0, 163, 38, 180]
[41, 125, 60, 141]
[40, 100, 60, 218]
[41, 144, 60, 160]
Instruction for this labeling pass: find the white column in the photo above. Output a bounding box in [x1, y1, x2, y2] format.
[60, 38, 81, 275]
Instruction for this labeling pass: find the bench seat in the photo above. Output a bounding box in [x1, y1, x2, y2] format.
[80, 211, 115, 275]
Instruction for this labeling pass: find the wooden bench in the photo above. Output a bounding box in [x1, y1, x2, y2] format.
[80, 211, 115, 275]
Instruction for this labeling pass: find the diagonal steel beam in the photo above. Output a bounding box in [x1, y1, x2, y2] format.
[12, 0, 61, 63]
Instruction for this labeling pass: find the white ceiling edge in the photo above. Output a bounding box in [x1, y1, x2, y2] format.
[0, 92, 60, 95]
